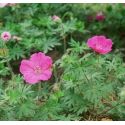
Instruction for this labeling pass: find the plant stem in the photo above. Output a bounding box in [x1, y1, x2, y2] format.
[53, 64, 58, 83]
[6, 60, 14, 78]
[61, 23, 66, 53]
[38, 83, 41, 93]
[96, 54, 100, 66]
[83, 72, 90, 83]
[3, 42, 14, 78]
[63, 36, 66, 53]
[37, 83, 42, 100]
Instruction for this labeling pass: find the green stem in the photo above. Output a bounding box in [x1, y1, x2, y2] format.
[83, 71, 90, 83]
[53, 64, 58, 83]
[63, 36, 66, 53]
[97, 54, 100, 65]
[38, 83, 41, 93]
[37, 83, 42, 100]
[3, 42, 14, 78]
[61, 23, 66, 53]
[6, 60, 14, 77]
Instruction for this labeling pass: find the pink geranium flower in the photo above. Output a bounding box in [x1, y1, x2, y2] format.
[20, 52, 53, 84]
[1, 32, 11, 41]
[96, 12, 105, 21]
[52, 15, 61, 22]
[87, 35, 113, 54]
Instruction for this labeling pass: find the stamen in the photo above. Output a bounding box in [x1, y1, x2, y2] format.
[34, 66, 42, 75]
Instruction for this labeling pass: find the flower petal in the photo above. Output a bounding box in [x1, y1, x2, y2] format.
[38, 70, 52, 81]
[30, 52, 52, 69]
[20, 60, 34, 74]
[23, 73, 39, 84]
[87, 35, 113, 54]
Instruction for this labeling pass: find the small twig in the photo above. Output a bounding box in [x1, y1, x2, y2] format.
[97, 101, 124, 117]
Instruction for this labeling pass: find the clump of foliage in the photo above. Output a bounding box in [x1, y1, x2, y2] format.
[57, 40, 125, 120]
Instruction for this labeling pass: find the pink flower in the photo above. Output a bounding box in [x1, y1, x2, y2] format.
[87, 35, 113, 54]
[96, 12, 105, 21]
[52, 15, 61, 22]
[1, 32, 11, 41]
[20, 52, 53, 84]
[0, 3, 8, 8]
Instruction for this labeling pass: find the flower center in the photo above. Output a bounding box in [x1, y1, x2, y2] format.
[34, 66, 42, 75]
[4, 34, 9, 38]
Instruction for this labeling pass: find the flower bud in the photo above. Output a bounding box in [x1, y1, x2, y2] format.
[52, 15, 61, 22]
[1, 32, 11, 41]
